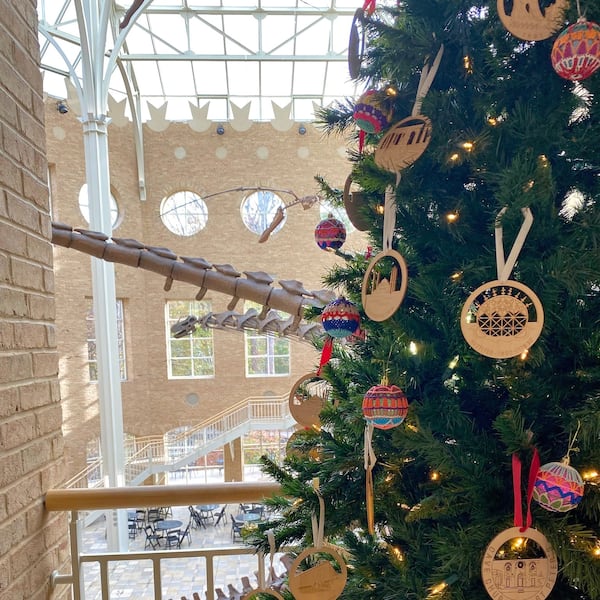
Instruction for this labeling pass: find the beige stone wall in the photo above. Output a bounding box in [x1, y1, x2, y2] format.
[0, 2, 69, 598]
[45, 99, 363, 478]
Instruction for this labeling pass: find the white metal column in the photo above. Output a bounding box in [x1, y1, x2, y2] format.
[71, 0, 147, 551]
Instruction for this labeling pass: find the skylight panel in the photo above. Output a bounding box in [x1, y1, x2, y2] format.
[159, 62, 197, 96]
[223, 15, 260, 55]
[227, 62, 260, 96]
[191, 61, 228, 95]
[260, 62, 293, 95]
[146, 14, 189, 54]
[293, 62, 326, 94]
[189, 16, 227, 54]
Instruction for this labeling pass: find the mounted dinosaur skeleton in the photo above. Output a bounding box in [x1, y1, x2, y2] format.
[51, 222, 330, 340]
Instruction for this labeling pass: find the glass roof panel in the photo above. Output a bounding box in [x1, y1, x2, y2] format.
[37, 0, 363, 122]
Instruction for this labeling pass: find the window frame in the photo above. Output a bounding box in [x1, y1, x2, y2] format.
[243, 302, 290, 377]
[165, 300, 215, 379]
[86, 299, 127, 382]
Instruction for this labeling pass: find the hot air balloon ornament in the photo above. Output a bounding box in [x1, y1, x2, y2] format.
[533, 423, 585, 512]
[551, 17, 600, 81]
[318, 297, 361, 375]
[362, 377, 409, 533]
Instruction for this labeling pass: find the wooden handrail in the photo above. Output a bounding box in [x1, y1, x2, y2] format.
[45, 482, 282, 511]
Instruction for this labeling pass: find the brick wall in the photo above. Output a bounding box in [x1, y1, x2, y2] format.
[46, 97, 363, 479]
[0, 1, 69, 599]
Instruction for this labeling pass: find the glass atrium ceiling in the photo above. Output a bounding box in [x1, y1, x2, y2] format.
[37, 0, 362, 123]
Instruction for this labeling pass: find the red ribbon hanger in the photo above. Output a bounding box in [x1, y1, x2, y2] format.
[512, 448, 540, 532]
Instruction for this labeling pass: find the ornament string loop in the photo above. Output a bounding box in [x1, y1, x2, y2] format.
[563, 420, 582, 465]
[495, 207, 533, 281]
[383, 172, 401, 250]
[311, 489, 326, 548]
[364, 421, 377, 534]
[412, 45, 444, 117]
[260, 529, 277, 589]
[512, 448, 540, 532]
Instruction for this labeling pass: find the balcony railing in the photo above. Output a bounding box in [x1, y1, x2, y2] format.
[68, 393, 295, 490]
[47, 482, 284, 600]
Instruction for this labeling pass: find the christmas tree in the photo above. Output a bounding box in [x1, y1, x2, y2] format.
[257, 1, 600, 598]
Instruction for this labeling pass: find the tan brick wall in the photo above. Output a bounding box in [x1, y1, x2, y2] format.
[0, 2, 69, 598]
[45, 96, 364, 479]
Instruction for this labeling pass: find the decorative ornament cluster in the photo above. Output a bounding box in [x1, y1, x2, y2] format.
[497, 0, 600, 82]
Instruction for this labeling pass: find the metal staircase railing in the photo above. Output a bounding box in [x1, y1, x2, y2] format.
[68, 393, 295, 490]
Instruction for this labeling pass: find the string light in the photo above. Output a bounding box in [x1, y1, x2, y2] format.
[409, 341, 418, 355]
[430, 470, 440, 481]
[450, 271, 463, 281]
[448, 355, 459, 369]
[511, 538, 525, 551]
[449, 153, 460, 162]
[539, 154, 549, 167]
[446, 211, 459, 222]
[461, 141, 474, 152]
[582, 469, 599, 481]
[487, 116, 498, 126]
[463, 55, 473, 74]
[376, 204, 385, 215]
[520, 348, 529, 360]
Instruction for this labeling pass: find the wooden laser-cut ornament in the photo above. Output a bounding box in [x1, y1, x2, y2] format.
[481, 526, 558, 600]
[348, 7, 368, 79]
[361, 249, 409, 321]
[461, 208, 544, 359]
[289, 373, 330, 428]
[461, 280, 544, 358]
[343, 175, 372, 231]
[374, 115, 432, 173]
[288, 546, 348, 600]
[497, 0, 568, 41]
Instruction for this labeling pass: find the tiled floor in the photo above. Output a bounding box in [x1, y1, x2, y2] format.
[80, 505, 285, 600]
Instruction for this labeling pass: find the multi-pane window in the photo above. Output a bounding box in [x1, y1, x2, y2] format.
[244, 302, 290, 377]
[166, 300, 215, 378]
[86, 299, 127, 381]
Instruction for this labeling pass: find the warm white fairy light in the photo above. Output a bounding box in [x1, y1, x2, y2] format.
[520, 348, 529, 360]
[448, 355, 459, 369]
[446, 211, 459, 222]
[409, 341, 418, 355]
[461, 141, 474, 152]
[450, 153, 460, 162]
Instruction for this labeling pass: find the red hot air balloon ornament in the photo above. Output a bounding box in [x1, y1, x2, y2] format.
[318, 297, 361, 375]
[552, 17, 600, 81]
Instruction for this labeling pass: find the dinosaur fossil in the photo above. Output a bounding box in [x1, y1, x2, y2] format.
[51, 222, 332, 339]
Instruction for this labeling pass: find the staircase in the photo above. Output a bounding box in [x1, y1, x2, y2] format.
[63, 393, 296, 491]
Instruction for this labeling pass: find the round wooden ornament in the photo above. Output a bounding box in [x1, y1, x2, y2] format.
[348, 8, 367, 80]
[288, 546, 348, 600]
[289, 373, 330, 428]
[461, 280, 544, 359]
[481, 526, 558, 600]
[343, 175, 372, 231]
[497, 0, 568, 41]
[374, 115, 432, 173]
[361, 249, 408, 321]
